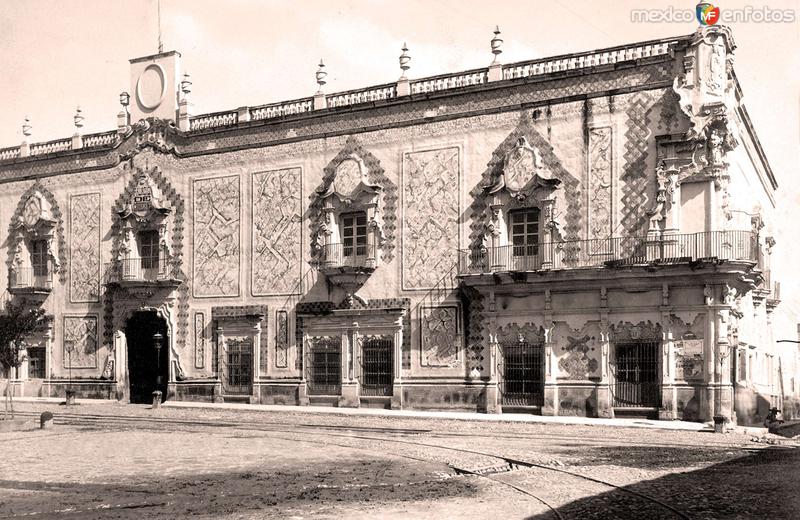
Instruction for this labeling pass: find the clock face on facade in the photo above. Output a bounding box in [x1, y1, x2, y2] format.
[22, 196, 41, 228]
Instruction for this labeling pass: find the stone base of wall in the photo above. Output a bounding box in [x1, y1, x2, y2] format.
[43, 380, 118, 400]
[259, 383, 300, 405]
[554, 383, 603, 417]
[172, 382, 217, 402]
[401, 382, 486, 412]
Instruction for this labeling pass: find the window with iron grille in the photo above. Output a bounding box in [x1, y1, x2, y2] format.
[308, 337, 342, 395]
[28, 347, 46, 379]
[509, 208, 539, 256]
[30, 239, 48, 276]
[361, 336, 393, 396]
[341, 212, 367, 257]
[138, 230, 160, 269]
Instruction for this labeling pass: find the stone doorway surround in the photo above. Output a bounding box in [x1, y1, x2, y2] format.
[210, 305, 266, 404]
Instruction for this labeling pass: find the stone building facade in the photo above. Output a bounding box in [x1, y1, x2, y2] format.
[0, 26, 790, 425]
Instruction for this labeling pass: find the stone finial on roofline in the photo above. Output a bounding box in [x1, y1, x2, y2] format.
[314, 59, 328, 110]
[488, 26, 503, 82]
[73, 106, 84, 149]
[20, 117, 32, 157]
[397, 43, 411, 96]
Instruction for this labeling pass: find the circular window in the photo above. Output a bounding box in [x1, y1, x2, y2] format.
[136, 64, 166, 110]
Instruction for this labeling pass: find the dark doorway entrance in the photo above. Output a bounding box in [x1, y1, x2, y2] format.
[500, 342, 545, 407]
[613, 341, 661, 408]
[126, 311, 169, 404]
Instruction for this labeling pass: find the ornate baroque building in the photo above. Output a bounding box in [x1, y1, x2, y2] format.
[0, 26, 791, 425]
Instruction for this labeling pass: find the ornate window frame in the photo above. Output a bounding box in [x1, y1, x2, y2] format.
[481, 137, 563, 270]
[6, 182, 65, 296]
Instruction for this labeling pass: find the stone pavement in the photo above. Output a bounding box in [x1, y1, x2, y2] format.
[3, 398, 798, 519]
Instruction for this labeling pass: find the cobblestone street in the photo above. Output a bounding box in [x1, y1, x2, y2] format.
[1, 402, 798, 519]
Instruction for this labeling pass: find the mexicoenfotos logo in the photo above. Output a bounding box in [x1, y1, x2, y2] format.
[631, 3, 796, 23]
[696, 2, 721, 25]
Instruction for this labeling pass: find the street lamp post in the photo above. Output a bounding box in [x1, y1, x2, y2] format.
[152, 332, 163, 409]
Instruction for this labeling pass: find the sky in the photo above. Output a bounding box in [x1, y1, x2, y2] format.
[0, 0, 798, 333]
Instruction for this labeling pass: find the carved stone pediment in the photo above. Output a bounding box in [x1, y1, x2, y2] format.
[610, 320, 662, 343]
[116, 168, 171, 221]
[323, 154, 380, 201]
[497, 323, 545, 346]
[486, 137, 562, 199]
[118, 117, 180, 160]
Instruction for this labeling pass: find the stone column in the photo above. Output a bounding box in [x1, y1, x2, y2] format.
[542, 295, 558, 416]
[44, 324, 54, 398]
[298, 333, 309, 406]
[714, 307, 733, 422]
[596, 314, 613, 418]
[488, 207, 506, 271]
[214, 324, 225, 403]
[339, 328, 359, 408]
[659, 310, 678, 420]
[366, 218, 379, 268]
[484, 291, 500, 413]
[541, 198, 557, 270]
[249, 322, 261, 404]
[391, 316, 403, 409]
[702, 285, 716, 421]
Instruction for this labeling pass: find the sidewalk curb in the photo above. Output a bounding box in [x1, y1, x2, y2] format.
[12, 396, 727, 432]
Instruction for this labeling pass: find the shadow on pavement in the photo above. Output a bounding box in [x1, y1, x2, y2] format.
[526, 447, 800, 519]
[0, 458, 478, 519]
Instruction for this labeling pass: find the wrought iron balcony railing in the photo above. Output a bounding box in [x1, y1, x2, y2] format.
[104, 257, 174, 284]
[9, 267, 53, 291]
[318, 243, 377, 269]
[458, 230, 758, 275]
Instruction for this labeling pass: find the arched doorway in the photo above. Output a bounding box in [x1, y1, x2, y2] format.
[126, 311, 169, 404]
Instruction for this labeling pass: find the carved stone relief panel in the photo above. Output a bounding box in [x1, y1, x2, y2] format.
[402, 147, 459, 289]
[670, 314, 705, 381]
[276, 310, 289, 368]
[554, 321, 600, 380]
[194, 312, 205, 369]
[587, 127, 613, 241]
[70, 193, 101, 303]
[420, 306, 460, 367]
[63, 316, 98, 369]
[193, 175, 240, 297]
[252, 168, 302, 296]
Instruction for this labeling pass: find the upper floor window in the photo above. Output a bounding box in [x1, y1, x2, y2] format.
[30, 239, 49, 276]
[341, 212, 367, 258]
[138, 230, 160, 269]
[509, 208, 539, 256]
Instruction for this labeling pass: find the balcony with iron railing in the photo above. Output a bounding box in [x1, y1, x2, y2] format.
[8, 266, 53, 295]
[104, 257, 181, 287]
[318, 243, 378, 270]
[458, 230, 759, 276]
